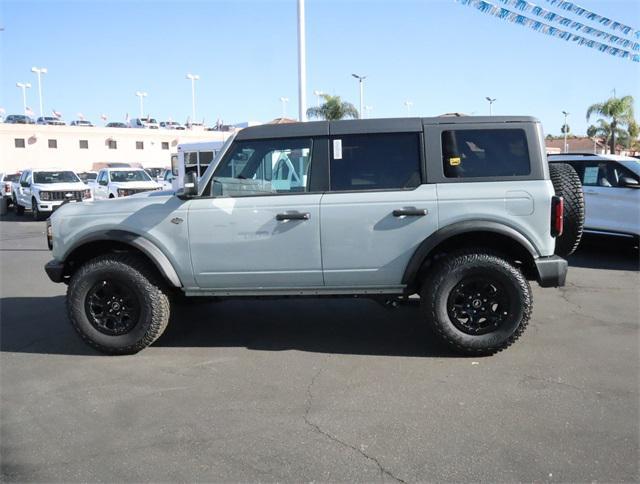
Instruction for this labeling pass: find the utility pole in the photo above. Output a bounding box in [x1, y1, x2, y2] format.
[297, 0, 307, 121]
[404, 100, 413, 116]
[186, 73, 200, 122]
[562, 110, 570, 153]
[31, 67, 47, 117]
[352, 74, 366, 119]
[16, 82, 31, 115]
[135, 91, 148, 118]
[486, 97, 496, 116]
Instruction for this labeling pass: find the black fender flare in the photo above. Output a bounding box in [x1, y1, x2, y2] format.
[402, 220, 540, 286]
[62, 230, 182, 287]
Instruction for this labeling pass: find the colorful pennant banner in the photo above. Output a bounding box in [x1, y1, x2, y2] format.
[497, 0, 639, 51]
[458, 0, 640, 62]
[545, 0, 640, 39]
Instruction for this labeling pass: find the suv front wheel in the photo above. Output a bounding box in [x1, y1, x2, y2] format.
[67, 254, 171, 354]
[421, 251, 532, 356]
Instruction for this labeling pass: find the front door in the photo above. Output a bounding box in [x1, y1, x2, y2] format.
[188, 136, 324, 289]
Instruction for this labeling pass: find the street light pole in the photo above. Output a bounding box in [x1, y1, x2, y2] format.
[313, 90, 324, 107]
[186, 73, 200, 122]
[404, 100, 413, 116]
[562, 110, 570, 153]
[485, 97, 496, 116]
[135, 91, 148, 118]
[297, 0, 307, 122]
[16, 82, 31, 115]
[280, 97, 289, 118]
[31, 67, 47, 117]
[352, 74, 366, 119]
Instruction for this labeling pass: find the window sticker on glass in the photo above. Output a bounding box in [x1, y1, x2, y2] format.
[333, 139, 343, 160]
[449, 157, 461, 166]
[583, 166, 599, 185]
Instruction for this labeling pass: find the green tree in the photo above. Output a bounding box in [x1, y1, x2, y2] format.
[586, 119, 629, 148]
[586, 95, 635, 154]
[306, 94, 359, 120]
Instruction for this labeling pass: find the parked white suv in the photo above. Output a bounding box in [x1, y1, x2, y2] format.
[91, 167, 161, 199]
[129, 117, 159, 129]
[13, 169, 92, 220]
[549, 154, 640, 242]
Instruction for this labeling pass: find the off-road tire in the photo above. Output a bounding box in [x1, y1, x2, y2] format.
[67, 253, 171, 354]
[14, 196, 24, 215]
[549, 162, 584, 257]
[421, 251, 532, 356]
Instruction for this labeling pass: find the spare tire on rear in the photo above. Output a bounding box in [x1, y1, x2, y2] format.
[548, 162, 585, 257]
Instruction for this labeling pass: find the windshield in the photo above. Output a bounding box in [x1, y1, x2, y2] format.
[198, 134, 236, 193]
[4, 174, 20, 182]
[145, 168, 164, 178]
[143, 119, 157, 124]
[34, 171, 80, 184]
[619, 159, 640, 176]
[110, 170, 152, 182]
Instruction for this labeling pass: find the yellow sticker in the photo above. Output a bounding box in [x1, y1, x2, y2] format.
[449, 157, 461, 166]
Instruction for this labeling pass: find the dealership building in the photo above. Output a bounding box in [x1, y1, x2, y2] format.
[0, 124, 234, 173]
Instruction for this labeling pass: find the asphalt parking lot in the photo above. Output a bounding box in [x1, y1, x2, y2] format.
[1, 211, 638, 483]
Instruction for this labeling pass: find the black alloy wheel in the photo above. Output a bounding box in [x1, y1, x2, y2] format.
[85, 279, 141, 336]
[447, 276, 511, 336]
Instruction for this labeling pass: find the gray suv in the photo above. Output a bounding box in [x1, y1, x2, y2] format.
[44, 117, 582, 355]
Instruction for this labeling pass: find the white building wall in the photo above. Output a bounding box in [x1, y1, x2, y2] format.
[0, 124, 234, 173]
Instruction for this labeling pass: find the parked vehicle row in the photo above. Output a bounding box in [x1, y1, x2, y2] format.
[3, 114, 190, 130]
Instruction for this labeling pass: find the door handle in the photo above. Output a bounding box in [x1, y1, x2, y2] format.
[276, 211, 310, 221]
[393, 208, 428, 217]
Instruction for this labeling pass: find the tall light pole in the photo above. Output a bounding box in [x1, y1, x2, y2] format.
[404, 100, 413, 116]
[280, 97, 289, 118]
[562, 110, 570, 153]
[297, 0, 307, 121]
[16, 82, 31, 115]
[352, 73, 366, 119]
[186, 73, 200, 122]
[485, 97, 496, 116]
[135, 91, 148, 118]
[313, 90, 324, 107]
[31, 67, 47, 117]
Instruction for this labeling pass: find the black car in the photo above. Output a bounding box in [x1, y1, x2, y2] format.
[4, 114, 35, 124]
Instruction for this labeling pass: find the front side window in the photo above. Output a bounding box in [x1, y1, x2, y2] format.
[442, 129, 530, 178]
[330, 133, 421, 191]
[211, 138, 312, 197]
[33, 171, 80, 184]
[109, 170, 152, 182]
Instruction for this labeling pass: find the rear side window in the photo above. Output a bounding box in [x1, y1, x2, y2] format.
[330, 133, 421, 191]
[442, 129, 530, 178]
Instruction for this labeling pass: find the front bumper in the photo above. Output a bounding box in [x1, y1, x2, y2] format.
[535, 255, 568, 288]
[44, 259, 65, 283]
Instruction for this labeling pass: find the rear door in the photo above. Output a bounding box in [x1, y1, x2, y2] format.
[320, 126, 438, 288]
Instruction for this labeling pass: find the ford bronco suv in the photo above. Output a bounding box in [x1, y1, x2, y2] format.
[44, 117, 584, 355]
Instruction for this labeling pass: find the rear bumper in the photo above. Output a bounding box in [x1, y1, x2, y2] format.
[535, 255, 568, 288]
[44, 259, 65, 283]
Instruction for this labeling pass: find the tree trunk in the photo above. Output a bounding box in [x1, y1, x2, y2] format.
[610, 119, 617, 154]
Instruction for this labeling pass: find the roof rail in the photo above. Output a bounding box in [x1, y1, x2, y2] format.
[547, 153, 600, 157]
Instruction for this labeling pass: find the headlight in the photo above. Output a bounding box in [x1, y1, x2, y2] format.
[40, 191, 51, 201]
[83, 189, 91, 199]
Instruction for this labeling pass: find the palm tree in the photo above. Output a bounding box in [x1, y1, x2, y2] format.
[586, 119, 629, 148]
[307, 94, 359, 120]
[586, 95, 635, 154]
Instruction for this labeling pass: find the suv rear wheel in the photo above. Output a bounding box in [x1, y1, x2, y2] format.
[67, 254, 171, 354]
[421, 251, 532, 356]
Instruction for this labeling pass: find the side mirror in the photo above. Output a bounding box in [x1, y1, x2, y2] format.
[20, 181, 29, 187]
[619, 176, 639, 188]
[183, 172, 198, 197]
[99, 180, 108, 186]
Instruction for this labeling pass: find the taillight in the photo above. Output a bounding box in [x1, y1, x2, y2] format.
[551, 196, 564, 237]
[4, 183, 10, 194]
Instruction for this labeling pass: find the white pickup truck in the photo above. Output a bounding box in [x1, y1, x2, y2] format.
[90, 167, 161, 199]
[13, 169, 92, 220]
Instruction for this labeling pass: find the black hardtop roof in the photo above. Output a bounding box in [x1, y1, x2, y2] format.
[235, 116, 540, 140]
